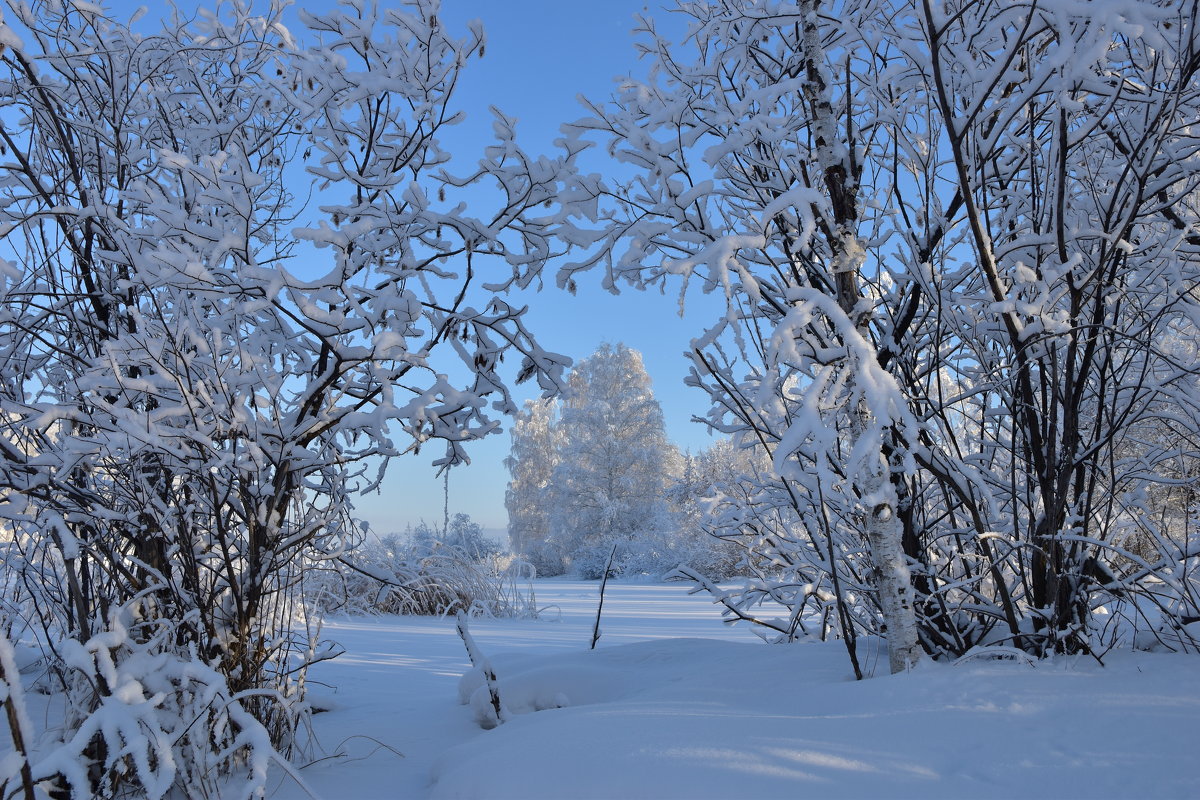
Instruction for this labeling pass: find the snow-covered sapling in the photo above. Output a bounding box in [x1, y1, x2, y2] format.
[590, 544, 619, 650]
[455, 612, 508, 729]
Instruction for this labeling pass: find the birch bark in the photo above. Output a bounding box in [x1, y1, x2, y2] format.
[799, 0, 921, 673]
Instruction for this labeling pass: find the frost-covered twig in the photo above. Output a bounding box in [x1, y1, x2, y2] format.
[455, 613, 507, 729]
[669, 566, 794, 637]
[590, 544, 618, 650]
[0, 631, 37, 800]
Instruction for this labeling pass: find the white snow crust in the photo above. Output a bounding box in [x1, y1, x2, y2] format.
[271, 580, 1200, 799]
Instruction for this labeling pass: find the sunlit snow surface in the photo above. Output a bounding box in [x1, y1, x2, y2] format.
[271, 580, 1200, 799]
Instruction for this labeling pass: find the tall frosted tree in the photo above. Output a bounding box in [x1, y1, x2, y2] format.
[548, 344, 679, 575]
[505, 398, 563, 573]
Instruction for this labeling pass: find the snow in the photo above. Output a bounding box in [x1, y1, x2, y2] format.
[271, 580, 1200, 799]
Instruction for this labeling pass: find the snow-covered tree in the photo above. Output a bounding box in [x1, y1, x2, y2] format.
[549, 0, 923, 671]
[505, 346, 751, 578]
[504, 397, 563, 573]
[549, 344, 679, 577]
[504, 344, 687, 577]
[537, 0, 1200, 670]
[668, 439, 764, 580]
[0, 0, 570, 793]
[409, 514, 499, 562]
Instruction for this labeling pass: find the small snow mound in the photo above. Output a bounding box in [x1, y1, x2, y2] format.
[953, 646, 1038, 667]
[457, 641, 738, 728]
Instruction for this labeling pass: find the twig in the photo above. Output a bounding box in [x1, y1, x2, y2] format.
[591, 544, 618, 650]
[0, 632, 37, 800]
[669, 565, 793, 636]
[455, 612, 507, 728]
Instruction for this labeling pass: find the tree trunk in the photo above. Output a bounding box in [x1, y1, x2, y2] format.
[800, 0, 921, 673]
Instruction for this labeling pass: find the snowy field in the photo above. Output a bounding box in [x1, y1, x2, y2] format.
[271, 580, 1200, 800]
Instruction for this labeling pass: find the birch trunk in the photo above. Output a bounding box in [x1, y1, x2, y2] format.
[800, 0, 921, 673]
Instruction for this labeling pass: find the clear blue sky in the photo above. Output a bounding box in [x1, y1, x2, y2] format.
[360, 1, 722, 535]
[107, 0, 718, 535]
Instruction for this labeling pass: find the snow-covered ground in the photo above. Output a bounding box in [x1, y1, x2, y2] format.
[271, 580, 1200, 799]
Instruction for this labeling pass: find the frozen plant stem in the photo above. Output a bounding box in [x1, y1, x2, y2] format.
[455, 612, 507, 728]
[591, 544, 619, 650]
[0, 633, 37, 800]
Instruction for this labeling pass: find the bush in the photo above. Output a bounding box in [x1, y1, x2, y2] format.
[569, 528, 748, 582]
[572, 542, 623, 581]
[308, 534, 538, 619]
[520, 540, 570, 578]
[1, 602, 305, 800]
[408, 515, 501, 563]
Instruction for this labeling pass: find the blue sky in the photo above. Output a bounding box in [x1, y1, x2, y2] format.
[360, 1, 721, 535]
[105, 0, 717, 535]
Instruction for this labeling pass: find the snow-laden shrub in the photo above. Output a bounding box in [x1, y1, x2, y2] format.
[519, 539, 570, 578]
[309, 535, 538, 619]
[0, 0, 571, 786]
[408, 516, 501, 563]
[1, 604, 307, 800]
[570, 528, 745, 582]
[674, 533, 747, 582]
[572, 543, 624, 581]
